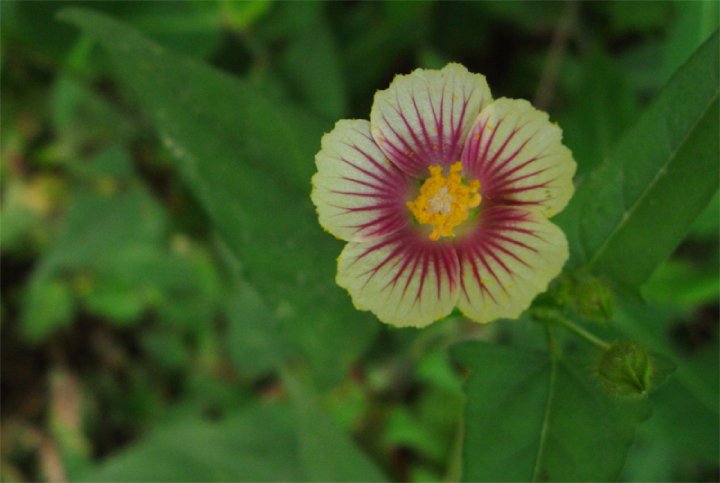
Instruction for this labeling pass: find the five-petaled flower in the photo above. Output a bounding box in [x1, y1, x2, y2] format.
[311, 63, 576, 327]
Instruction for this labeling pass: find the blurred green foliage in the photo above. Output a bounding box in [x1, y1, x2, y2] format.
[1, 1, 717, 482]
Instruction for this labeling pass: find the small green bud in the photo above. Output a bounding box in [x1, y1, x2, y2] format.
[597, 340, 652, 397]
[572, 273, 614, 322]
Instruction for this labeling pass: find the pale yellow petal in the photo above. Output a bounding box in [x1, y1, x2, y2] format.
[336, 230, 460, 327]
[370, 63, 493, 178]
[455, 207, 568, 323]
[311, 119, 409, 242]
[462, 98, 576, 218]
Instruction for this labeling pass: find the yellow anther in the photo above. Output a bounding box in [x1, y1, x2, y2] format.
[406, 162, 481, 240]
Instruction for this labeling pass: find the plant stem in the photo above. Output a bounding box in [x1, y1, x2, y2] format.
[556, 317, 611, 351]
[534, 0, 577, 110]
[545, 323, 561, 360]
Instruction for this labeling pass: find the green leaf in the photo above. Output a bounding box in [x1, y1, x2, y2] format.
[21, 278, 74, 342]
[663, 1, 720, 83]
[340, 2, 430, 104]
[557, 47, 640, 177]
[614, 298, 718, 417]
[453, 342, 648, 482]
[255, 2, 347, 119]
[224, 279, 283, 377]
[60, 8, 378, 386]
[596, 294, 718, 475]
[642, 259, 720, 310]
[42, 152, 166, 272]
[52, 75, 135, 157]
[78, 403, 303, 482]
[599, 1, 672, 35]
[688, 191, 719, 240]
[557, 32, 719, 288]
[283, 371, 386, 482]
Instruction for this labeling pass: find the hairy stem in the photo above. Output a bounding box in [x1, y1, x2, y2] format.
[557, 317, 610, 351]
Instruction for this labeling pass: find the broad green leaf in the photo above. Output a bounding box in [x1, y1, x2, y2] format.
[557, 32, 719, 288]
[614, 298, 718, 417]
[599, 1, 672, 34]
[19, 148, 167, 339]
[557, 47, 640, 177]
[339, 2, 429, 106]
[219, 0, 271, 32]
[283, 371, 386, 482]
[21, 278, 74, 342]
[224, 279, 283, 377]
[623, 371, 719, 481]
[2, 1, 224, 67]
[663, 1, 719, 82]
[140, 327, 190, 371]
[688, 192, 719, 240]
[606, 289, 718, 477]
[61, 8, 378, 386]
[642, 259, 719, 310]
[42, 149, 166, 272]
[78, 403, 302, 482]
[254, 2, 347, 119]
[614, 299, 719, 478]
[454, 342, 648, 482]
[52, 75, 135, 157]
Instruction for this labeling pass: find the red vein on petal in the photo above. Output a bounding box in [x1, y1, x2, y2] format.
[484, 237, 531, 268]
[491, 167, 549, 191]
[413, 249, 431, 303]
[492, 185, 549, 199]
[354, 218, 406, 238]
[345, 142, 401, 180]
[411, 96, 434, 153]
[339, 157, 392, 187]
[392, 91, 428, 155]
[432, 249, 442, 299]
[356, 243, 406, 290]
[482, 127, 521, 176]
[451, 87, 471, 152]
[386, 247, 417, 293]
[477, 117, 504, 176]
[330, 190, 395, 200]
[337, 202, 397, 213]
[338, 175, 387, 192]
[469, 247, 503, 301]
[380, 113, 422, 173]
[435, 79, 446, 157]
[490, 232, 538, 254]
[462, 119, 486, 175]
[443, 248, 459, 292]
[492, 181, 551, 199]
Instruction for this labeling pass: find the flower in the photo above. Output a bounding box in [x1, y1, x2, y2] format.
[311, 63, 576, 327]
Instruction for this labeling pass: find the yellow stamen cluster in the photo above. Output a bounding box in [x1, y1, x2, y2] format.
[407, 162, 481, 240]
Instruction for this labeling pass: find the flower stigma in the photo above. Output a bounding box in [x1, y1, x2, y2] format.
[406, 162, 481, 240]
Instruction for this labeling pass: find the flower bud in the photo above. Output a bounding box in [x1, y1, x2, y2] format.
[597, 340, 652, 397]
[572, 273, 614, 323]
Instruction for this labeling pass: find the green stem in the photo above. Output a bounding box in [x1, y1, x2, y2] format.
[545, 323, 560, 360]
[533, 325, 560, 481]
[557, 317, 610, 351]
